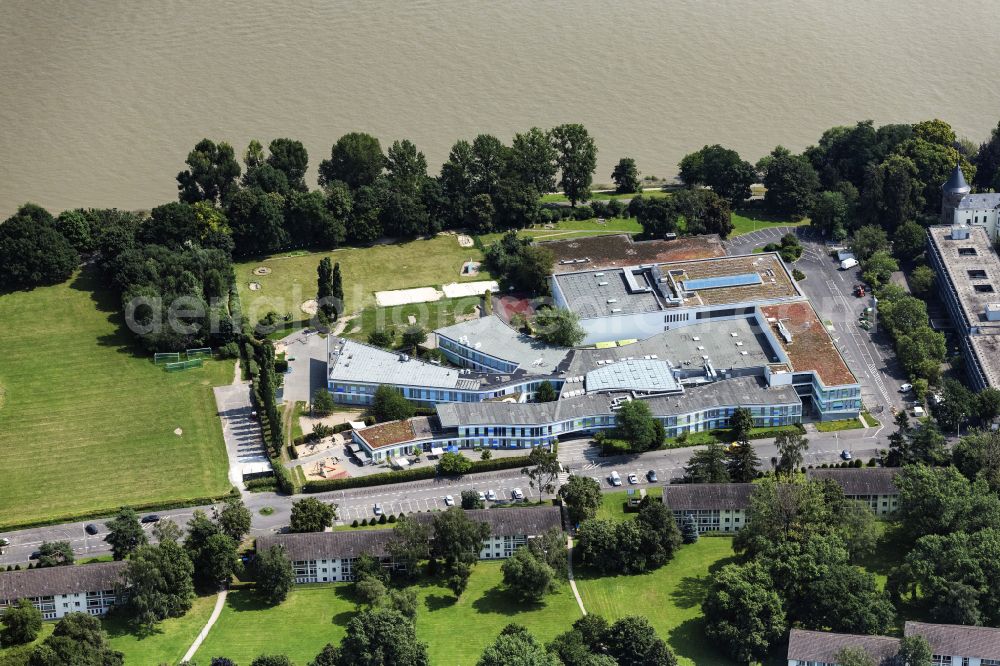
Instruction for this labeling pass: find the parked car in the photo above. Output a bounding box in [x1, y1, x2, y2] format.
[840, 450, 853, 460]
[477, 491, 487, 502]
[486, 490, 498, 501]
[373, 504, 383, 516]
[141, 514, 160, 523]
[0, 538, 9, 547]
[609, 471, 622, 487]
[29, 551, 40, 560]
[444, 495, 455, 506]
[85, 524, 99, 535]
[627, 473, 639, 485]
[899, 383, 913, 393]
[647, 470, 658, 483]
[512, 488, 525, 500]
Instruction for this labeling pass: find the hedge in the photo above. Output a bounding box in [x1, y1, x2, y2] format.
[302, 454, 533, 493]
[271, 458, 295, 494]
[244, 477, 278, 492]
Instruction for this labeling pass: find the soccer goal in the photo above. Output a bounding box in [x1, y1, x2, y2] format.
[164, 358, 204, 372]
[185, 347, 213, 359]
[154, 352, 181, 365]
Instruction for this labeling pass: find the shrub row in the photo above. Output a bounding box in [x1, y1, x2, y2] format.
[303, 466, 437, 492]
[270, 458, 295, 494]
[244, 477, 278, 492]
[302, 454, 533, 493]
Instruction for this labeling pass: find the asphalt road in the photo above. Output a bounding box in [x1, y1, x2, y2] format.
[0, 436, 878, 566]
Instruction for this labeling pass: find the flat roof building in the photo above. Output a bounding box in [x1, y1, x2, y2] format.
[927, 224, 1000, 390]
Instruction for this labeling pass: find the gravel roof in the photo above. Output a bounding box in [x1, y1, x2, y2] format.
[760, 301, 857, 387]
[0, 562, 126, 601]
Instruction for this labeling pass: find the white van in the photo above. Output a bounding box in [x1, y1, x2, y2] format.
[840, 258, 858, 270]
[609, 471, 622, 487]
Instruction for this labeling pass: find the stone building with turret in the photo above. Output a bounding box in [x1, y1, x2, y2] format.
[941, 162, 1000, 241]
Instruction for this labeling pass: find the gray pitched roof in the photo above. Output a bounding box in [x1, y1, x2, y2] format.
[906, 621, 1000, 659]
[806, 468, 899, 496]
[943, 163, 971, 194]
[0, 561, 127, 600]
[662, 483, 753, 511]
[786, 629, 901, 663]
[257, 507, 563, 561]
[957, 192, 1000, 210]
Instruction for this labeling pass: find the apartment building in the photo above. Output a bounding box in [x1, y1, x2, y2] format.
[0, 561, 126, 620]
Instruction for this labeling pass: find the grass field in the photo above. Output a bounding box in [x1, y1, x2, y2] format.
[575, 537, 739, 666]
[594, 487, 663, 523]
[814, 417, 865, 432]
[234, 235, 489, 327]
[0, 594, 218, 666]
[345, 296, 482, 342]
[193, 562, 581, 665]
[0, 270, 233, 529]
[194, 584, 355, 664]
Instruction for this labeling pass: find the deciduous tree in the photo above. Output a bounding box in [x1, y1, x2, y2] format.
[290, 498, 336, 533]
[318, 132, 385, 190]
[611, 157, 641, 194]
[124, 541, 195, 629]
[684, 442, 730, 483]
[502, 546, 556, 602]
[105, 507, 147, 560]
[702, 561, 786, 664]
[255, 544, 294, 605]
[550, 124, 597, 207]
[1, 599, 42, 646]
[559, 475, 603, 524]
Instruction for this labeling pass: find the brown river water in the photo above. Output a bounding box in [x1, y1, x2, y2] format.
[2, 0, 1000, 217]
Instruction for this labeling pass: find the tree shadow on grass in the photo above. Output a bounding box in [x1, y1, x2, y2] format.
[68, 267, 147, 357]
[471, 585, 546, 615]
[102, 610, 164, 641]
[226, 590, 272, 613]
[670, 576, 710, 610]
[707, 553, 738, 575]
[668, 617, 734, 666]
[424, 593, 457, 612]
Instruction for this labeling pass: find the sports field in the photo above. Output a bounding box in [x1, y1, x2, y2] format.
[234, 235, 490, 326]
[0, 270, 233, 529]
[193, 562, 581, 665]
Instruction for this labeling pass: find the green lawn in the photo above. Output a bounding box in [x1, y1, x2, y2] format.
[193, 563, 581, 665]
[0, 270, 233, 529]
[106, 593, 219, 663]
[0, 594, 218, 666]
[478, 217, 643, 246]
[814, 418, 865, 432]
[234, 235, 490, 327]
[194, 584, 355, 664]
[413, 561, 581, 664]
[575, 537, 739, 666]
[595, 487, 663, 523]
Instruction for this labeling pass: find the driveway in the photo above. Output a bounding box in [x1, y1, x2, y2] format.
[213, 384, 269, 488]
[725, 226, 909, 415]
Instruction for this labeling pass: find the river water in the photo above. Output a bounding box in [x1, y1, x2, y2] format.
[2, 0, 999, 217]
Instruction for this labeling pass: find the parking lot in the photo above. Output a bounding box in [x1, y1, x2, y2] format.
[725, 226, 909, 416]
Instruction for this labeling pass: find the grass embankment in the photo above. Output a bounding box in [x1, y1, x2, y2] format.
[594, 487, 664, 523]
[0, 270, 233, 529]
[539, 189, 671, 204]
[0, 594, 218, 666]
[193, 562, 581, 665]
[814, 418, 866, 432]
[234, 235, 490, 328]
[730, 210, 810, 237]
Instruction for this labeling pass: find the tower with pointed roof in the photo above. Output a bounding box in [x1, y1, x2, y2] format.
[941, 162, 971, 223]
